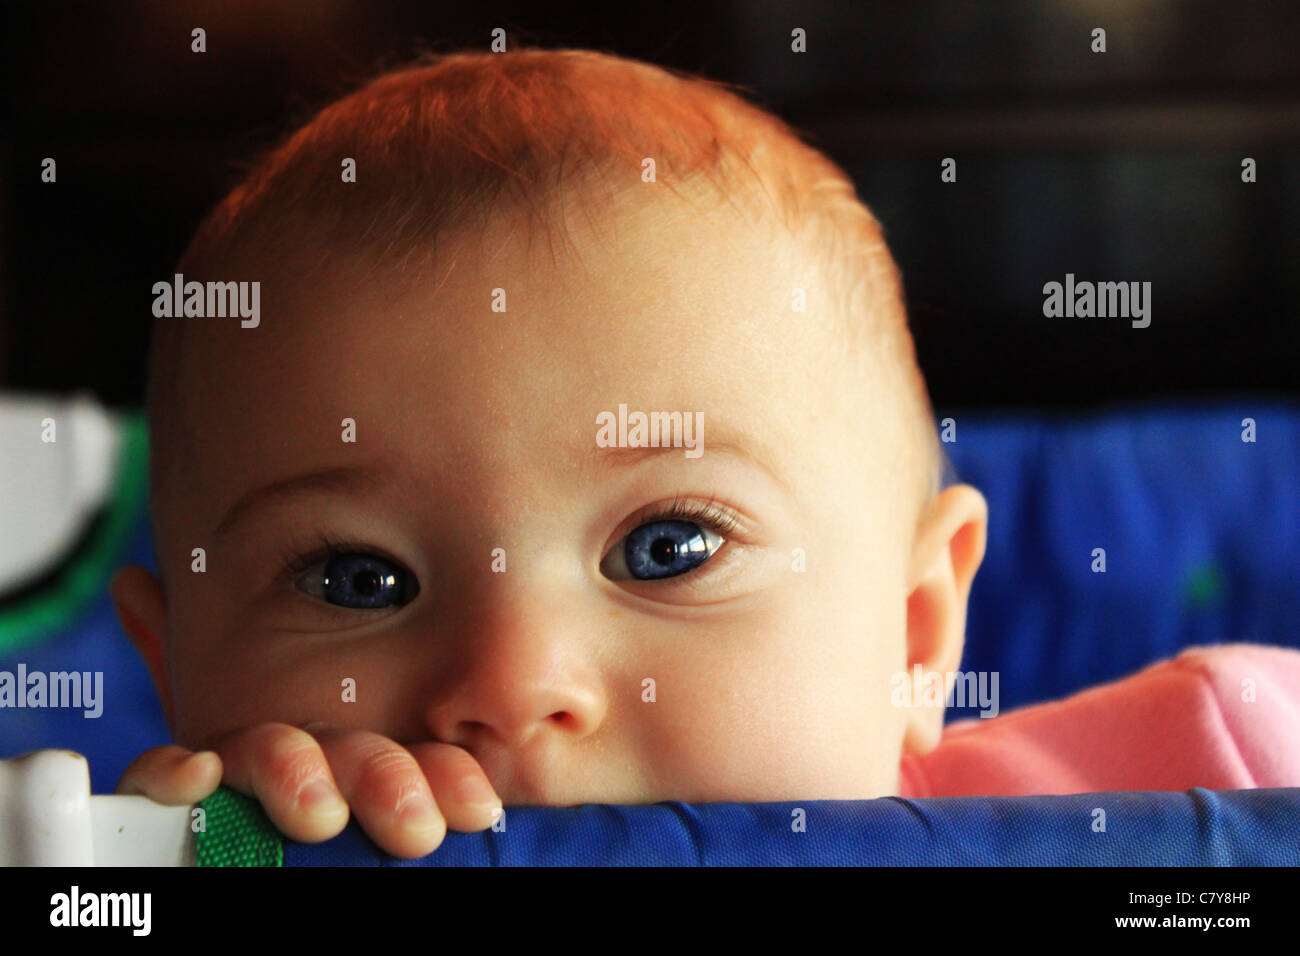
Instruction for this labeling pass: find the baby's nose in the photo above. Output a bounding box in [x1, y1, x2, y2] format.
[422, 597, 607, 750]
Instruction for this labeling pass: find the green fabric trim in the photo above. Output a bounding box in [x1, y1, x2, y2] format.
[195, 786, 284, 867]
[0, 411, 149, 654]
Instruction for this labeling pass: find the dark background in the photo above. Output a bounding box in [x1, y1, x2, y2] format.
[3, 0, 1298, 412]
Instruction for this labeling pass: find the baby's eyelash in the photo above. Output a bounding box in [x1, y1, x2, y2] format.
[279, 530, 374, 578]
[627, 494, 742, 538]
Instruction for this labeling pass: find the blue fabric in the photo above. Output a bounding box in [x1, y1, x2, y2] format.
[283, 788, 1300, 866]
[0, 503, 170, 794]
[942, 400, 1300, 718]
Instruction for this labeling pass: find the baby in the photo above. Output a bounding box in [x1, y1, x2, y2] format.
[108, 47, 991, 858]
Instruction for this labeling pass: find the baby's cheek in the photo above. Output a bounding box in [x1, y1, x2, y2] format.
[642, 620, 892, 801]
[168, 625, 390, 745]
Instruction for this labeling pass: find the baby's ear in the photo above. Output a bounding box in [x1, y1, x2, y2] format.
[900, 484, 988, 754]
[109, 565, 175, 730]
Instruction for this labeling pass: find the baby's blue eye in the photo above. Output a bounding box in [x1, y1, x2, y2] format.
[605, 520, 724, 581]
[303, 553, 414, 609]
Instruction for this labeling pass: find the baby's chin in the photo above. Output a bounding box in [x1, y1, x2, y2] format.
[495, 779, 717, 808]
[479, 746, 901, 807]
[520, 780, 896, 808]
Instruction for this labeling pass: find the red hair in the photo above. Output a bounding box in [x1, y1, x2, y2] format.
[149, 48, 939, 549]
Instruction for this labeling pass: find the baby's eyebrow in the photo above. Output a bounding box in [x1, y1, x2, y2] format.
[213, 463, 397, 538]
[212, 432, 792, 539]
[587, 435, 792, 495]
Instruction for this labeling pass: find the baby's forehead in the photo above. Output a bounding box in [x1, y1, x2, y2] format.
[160, 181, 902, 457]
[161, 213, 877, 469]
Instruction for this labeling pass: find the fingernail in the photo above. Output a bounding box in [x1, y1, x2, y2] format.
[455, 774, 502, 811]
[187, 750, 221, 773]
[296, 780, 346, 818]
[397, 797, 443, 836]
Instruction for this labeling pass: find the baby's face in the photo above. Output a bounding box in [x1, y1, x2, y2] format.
[151, 186, 922, 805]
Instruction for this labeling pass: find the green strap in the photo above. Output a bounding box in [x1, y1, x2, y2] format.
[195, 786, 284, 867]
[0, 411, 150, 654]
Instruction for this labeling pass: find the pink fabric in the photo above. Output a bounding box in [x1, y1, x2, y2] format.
[899, 644, 1300, 798]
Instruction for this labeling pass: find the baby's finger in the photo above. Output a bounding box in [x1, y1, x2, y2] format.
[408, 741, 503, 832]
[311, 727, 446, 859]
[214, 723, 350, 843]
[116, 745, 223, 805]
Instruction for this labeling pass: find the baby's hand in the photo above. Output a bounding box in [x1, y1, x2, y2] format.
[116, 724, 503, 859]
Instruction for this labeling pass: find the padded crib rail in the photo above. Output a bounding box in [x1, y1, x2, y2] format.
[196, 785, 1300, 866]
